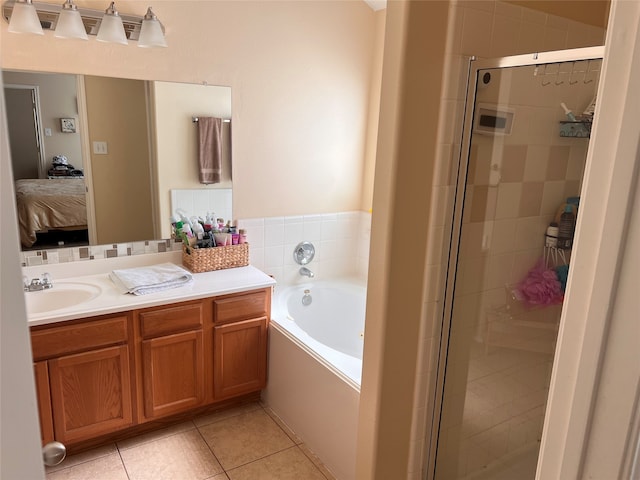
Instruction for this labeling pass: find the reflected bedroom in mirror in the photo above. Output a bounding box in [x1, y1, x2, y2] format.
[3, 70, 232, 263]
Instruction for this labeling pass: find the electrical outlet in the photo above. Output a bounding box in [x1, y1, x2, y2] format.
[93, 141, 108, 155]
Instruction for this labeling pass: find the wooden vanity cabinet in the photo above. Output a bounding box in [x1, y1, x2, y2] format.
[30, 287, 271, 448]
[33, 361, 54, 445]
[30, 314, 134, 445]
[212, 289, 270, 400]
[135, 301, 208, 421]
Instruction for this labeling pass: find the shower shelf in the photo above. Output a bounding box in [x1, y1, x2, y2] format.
[559, 120, 592, 138]
[484, 286, 562, 355]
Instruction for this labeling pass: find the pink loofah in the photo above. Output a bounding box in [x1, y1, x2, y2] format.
[515, 259, 564, 306]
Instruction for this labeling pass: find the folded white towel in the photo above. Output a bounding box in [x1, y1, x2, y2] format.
[109, 263, 193, 296]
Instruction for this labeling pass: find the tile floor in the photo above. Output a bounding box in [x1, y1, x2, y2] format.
[46, 402, 336, 480]
[437, 342, 553, 479]
[463, 445, 539, 480]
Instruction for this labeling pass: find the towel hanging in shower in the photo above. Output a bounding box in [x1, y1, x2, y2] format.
[197, 117, 223, 184]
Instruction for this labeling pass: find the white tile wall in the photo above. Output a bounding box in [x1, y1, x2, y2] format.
[170, 188, 232, 224]
[238, 211, 371, 286]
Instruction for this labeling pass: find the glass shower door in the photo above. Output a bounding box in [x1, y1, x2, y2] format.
[433, 50, 602, 480]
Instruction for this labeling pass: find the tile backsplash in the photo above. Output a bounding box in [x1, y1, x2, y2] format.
[20, 239, 183, 267]
[20, 211, 372, 286]
[238, 211, 371, 285]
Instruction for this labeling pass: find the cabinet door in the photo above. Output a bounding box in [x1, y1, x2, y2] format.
[214, 317, 268, 400]
[33, 361, 54, 445]
[49, 345, 133, 444]
[141, 330, 204, 419]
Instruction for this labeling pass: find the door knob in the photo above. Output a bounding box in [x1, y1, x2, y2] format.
[42, 441, 66, 467]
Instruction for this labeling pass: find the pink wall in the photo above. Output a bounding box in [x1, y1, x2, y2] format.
[1, 1, 377, 219]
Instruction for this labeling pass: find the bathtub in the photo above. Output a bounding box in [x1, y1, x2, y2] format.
[263, 279, 365, 480]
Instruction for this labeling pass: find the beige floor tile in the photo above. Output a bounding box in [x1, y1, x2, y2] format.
[193, 402, 262, 428]
[262, 406, 303, 444]
[204, 474, 229, 480]
[199, 409, 294, 470]
[45, 443, 117, 474]
[226, 446, 327, 480]
[117, 420, 196, 450]
[299, 444, 337, 480]
[119, 429, 223, 480]
[46, 453, 127, 480]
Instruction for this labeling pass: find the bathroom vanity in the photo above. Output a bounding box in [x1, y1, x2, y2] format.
[24, 259, 274, 454]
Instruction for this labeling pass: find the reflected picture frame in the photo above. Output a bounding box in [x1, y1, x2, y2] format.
[60, 117, 76, 133]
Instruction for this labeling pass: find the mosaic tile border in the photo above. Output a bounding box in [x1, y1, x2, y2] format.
[19, 239, 183, 267]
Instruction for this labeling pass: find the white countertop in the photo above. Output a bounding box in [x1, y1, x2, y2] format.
[26, 264, 276, 327]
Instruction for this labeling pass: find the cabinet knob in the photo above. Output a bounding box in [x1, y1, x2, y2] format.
[42, 441, 66, 467]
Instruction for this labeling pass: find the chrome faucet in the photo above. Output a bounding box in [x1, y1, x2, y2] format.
[24, 273, 53, 292]
[299, 267, 314, 278]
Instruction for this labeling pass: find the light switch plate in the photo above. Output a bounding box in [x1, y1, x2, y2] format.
[93, 141, 108, 155]
[44, 128, 52, 137]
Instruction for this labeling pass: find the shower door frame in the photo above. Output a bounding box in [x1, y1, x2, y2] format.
[427, 45, 605, 480]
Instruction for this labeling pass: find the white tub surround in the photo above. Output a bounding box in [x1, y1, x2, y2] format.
[238, 211, 371, 285]
[265, 326, 360, 480]
[272, 280, 366, 387]
[23, 257, 275, 326]
[264, 278, 365, 480]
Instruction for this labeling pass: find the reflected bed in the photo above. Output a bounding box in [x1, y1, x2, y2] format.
[15, 179, 87, 248]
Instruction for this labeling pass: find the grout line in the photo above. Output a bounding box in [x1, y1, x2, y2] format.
[258, 403, 335, 480]
[297, 444, 337, 480]
[115, 420, 197, 452]
[193, 422, 226, 475]
[193, 402, 262, 429]
[223, 445, 308, 476]
[259, 403, 303, 445]
[115, 445, 132, 480]
[44, 443, 119, 475]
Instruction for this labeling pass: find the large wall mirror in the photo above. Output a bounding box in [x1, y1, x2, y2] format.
[3, 70, 232, 252]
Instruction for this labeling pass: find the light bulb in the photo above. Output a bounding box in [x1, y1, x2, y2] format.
[8, 0, 44, 35]
[55, 0, 88, 40]
[96, 2, 128, 45]
[138, 7, 167, 48]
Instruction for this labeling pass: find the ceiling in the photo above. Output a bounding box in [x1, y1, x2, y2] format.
[361, 1, 609, 28]
[364, 0, 387, 11]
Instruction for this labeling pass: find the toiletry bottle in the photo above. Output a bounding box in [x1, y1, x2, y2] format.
[192, 222, 205, 241]
[217, 218, 225, 230]
[557, 205, 576, 249]
[204, 214, 214, 232]
[181, 222, 195, 246]
[545, 223, 559, 248]
[561, 102, 577, 121]
[238, 229, 247, 244]
[174, 221, 189, 245]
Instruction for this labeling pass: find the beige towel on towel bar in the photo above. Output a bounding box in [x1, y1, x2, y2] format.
[197, 117, 223, 184]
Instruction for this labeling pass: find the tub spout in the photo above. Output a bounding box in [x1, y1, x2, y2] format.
[299, 267, 314, 278]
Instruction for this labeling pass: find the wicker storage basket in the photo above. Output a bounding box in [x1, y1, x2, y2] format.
[182, 243, 249, 273]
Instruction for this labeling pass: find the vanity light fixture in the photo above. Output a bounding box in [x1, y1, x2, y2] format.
[2, 0, 167, 46]
[96, 2, 127, 45]
[138, 7, 166, 48]
[7, 0, 43, 35]
[54, 0, 86, 40]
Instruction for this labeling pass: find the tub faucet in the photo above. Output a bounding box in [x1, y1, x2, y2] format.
[299, 267, 314, 278]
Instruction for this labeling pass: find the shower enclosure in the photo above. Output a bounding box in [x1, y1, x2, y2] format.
[432, 46, 604, 480]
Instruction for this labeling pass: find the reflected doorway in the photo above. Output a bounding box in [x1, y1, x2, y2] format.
[5, 85, 45, 180]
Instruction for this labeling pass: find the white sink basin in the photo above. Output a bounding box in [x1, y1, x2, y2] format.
[25, 282, 102, 315]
